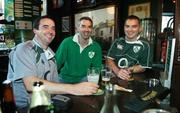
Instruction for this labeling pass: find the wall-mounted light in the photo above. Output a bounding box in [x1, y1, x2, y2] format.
[77, 0, 83, 3]
[172, 0, 176, 3]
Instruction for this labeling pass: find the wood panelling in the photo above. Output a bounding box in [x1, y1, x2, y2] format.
[171, 0, 180, 111]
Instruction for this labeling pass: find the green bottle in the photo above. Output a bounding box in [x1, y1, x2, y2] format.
[29, 81, 55, 113]
[100, 84, 120, 113]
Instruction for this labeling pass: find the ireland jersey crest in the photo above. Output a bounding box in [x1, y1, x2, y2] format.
[133, 46, 141, 53]
[88, 51, 95, 58]
[117, 44, 123, 50]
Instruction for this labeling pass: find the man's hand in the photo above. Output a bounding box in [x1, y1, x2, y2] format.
[106, 58, 132, 81]
[70, 82, 99, 95]
[116, 68, 131, 80]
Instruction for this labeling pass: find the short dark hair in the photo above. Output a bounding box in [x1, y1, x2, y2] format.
[125, 15, 141, 25]
[33, 15, 55, 29]
[79, 16, 93, 26]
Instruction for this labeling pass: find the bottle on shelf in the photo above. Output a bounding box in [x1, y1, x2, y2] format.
[29, 81, 55, 113]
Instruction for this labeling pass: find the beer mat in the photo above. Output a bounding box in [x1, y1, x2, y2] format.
[114, 84, 133, 92]
[52, 95, 72, 112]
[93, 89, 104, 96]
[124, 97, 151, 113]
[140, 90, 157, 101]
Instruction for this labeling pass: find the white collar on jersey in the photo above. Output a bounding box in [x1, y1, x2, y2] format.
[125, 35, 141, 44]
[73, 33, 93, 45]
[33, 38, 54, 60]
[73, 33, 93, 53]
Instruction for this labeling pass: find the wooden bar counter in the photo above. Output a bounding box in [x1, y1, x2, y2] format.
[61, 69, 173, 113]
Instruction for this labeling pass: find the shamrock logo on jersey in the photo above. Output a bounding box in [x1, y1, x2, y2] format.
[88, 51, 95, 59]
[117, 44, 123, 50]
[133, 46, 141, 53]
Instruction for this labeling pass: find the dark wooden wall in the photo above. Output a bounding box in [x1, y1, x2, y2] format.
[171, 0, 180, 111]
[0, 55, 9, 102]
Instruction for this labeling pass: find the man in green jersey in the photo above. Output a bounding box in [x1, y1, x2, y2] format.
[55, 17, 102, 83]
[107, 15, 151, 81]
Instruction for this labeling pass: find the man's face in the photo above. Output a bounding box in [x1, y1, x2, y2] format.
[77, 19, 93, 40]
[124, 19, 141, 41]
[34, 18, 55, 46]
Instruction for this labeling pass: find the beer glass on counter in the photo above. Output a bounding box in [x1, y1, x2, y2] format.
[87, 67, 105, 95]
[101, 66, 115, 91]
[101, 67, 110, 88]
[87, 67, 100, 84]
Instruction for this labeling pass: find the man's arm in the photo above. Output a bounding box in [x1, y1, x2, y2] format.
[129, 65, 145, 73]
[23, 76, 99, 95]
[106, 58, 119, 75]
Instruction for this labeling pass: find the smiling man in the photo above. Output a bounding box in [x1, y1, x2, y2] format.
[55, 16, 102, 83]
[106, 15, 152, 81]
[7, 16, 100, 113]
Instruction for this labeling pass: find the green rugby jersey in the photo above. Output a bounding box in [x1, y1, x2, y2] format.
[55, 36, 102, 83]
[107, 37, 151, 68]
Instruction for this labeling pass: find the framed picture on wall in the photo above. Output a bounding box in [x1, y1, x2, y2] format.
[62, 16, 70, 32]
[128, 2, 150, 19]
[74, 5, 118, 52]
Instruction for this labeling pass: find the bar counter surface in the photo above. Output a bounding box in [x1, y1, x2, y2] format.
[61, 69, 172, 113]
